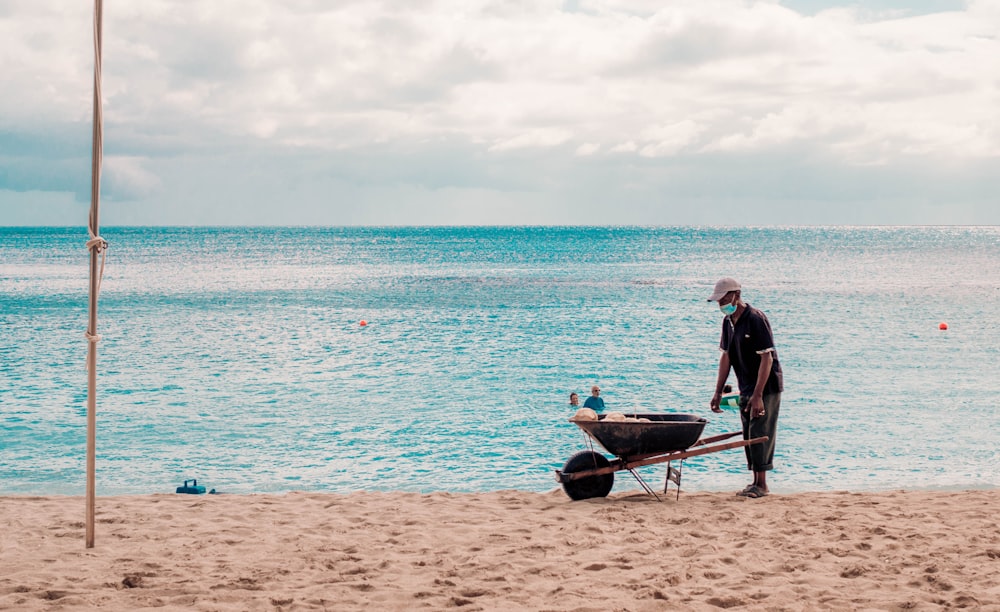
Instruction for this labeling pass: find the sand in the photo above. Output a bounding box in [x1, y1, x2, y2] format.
[2, 488, 999, 611]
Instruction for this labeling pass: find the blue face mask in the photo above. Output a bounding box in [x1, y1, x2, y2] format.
[720, 302, 737, 316]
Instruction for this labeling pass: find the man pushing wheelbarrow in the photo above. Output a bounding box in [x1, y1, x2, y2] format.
[555, 277, 781, 501]
[707, 277, 783, 499]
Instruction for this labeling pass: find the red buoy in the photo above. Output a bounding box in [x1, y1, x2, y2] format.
[938, 322, 948, 330]
[359, 320, 368, 327]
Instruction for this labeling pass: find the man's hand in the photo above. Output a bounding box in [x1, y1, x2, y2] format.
[710, 393, 723, 413]
[749, 394, 766, 418]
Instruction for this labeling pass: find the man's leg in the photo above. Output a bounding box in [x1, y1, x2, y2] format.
[738, 399, 756, 492]
[755, 470, 767, 491]
[748, 394, 780, 493]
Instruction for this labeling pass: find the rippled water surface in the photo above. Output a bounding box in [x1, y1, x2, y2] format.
[2, 226, 998, 495]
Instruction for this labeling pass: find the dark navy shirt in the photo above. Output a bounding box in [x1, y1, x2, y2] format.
[720, 304, 783, 397]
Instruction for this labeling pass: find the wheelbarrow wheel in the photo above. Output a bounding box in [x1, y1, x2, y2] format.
[561, 451, 614, 500]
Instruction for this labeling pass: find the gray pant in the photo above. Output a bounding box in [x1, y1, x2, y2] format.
[739, 393, 780, 472]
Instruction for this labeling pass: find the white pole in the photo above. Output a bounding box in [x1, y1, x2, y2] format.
[86, 0, 105, 550]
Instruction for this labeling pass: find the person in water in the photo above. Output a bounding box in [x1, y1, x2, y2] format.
[707, 277, 783, 499]
[583, 385, 605, 411]
[569, 392, 580, 407]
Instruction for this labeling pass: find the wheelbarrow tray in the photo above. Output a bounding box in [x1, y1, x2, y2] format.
[571, 413, 707, 459]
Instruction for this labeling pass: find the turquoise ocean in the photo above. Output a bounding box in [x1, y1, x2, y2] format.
[2, 226, 998, 496]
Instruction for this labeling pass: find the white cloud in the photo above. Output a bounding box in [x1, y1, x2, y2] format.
[638, 119, 703, 157]
[9, 0, 996, 157]
[103, 156, 162, 199]
[610, 141, 638, 153]
[488, 129, 573, 152]
[1, 0, 998, 223]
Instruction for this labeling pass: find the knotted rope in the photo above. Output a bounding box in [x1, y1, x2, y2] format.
[83, 232, 107, 360]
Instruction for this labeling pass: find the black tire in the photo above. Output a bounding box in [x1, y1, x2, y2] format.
[561, 450, 614, 500]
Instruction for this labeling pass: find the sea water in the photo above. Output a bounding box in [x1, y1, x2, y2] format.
[2, 226, 998, 496]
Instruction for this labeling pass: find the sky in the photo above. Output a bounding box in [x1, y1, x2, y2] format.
[1, 0, 997, 226]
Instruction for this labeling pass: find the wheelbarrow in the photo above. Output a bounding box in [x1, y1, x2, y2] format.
[554, 413, 768, 500]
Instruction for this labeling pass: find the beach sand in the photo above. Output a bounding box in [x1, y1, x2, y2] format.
[2, 488, 998, 611]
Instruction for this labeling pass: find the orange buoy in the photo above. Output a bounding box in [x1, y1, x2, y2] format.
[359, 320, 368, 327]
[938, 322, 948, 330]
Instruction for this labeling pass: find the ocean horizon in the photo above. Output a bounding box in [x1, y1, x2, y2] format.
[2, 225, 998, 496]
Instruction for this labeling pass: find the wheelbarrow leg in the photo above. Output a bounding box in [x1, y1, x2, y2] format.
[664, 460, 683, 501]
[626, 468, 661, 502]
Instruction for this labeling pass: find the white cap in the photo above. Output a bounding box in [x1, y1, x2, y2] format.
[707, 277, 741, 302]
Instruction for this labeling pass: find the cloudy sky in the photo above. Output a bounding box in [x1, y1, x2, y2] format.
[1, 0, 997, 225]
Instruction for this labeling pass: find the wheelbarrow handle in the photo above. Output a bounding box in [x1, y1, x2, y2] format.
[556, 435, 768, 483]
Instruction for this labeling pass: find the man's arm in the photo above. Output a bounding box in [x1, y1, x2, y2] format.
[748, 351, 773, 417]
[710, 352, 731, 413]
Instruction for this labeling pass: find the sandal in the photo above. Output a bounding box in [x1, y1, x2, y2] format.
[741, 486, 768, 499]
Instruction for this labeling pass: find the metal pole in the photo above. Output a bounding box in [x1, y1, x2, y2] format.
[86, 0, 104, 549]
